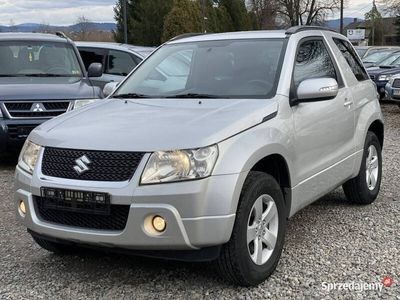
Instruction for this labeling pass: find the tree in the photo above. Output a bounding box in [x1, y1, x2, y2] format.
[365, 3, 383, 45]
[276, 0, 340, 26]
[219, 0, 253, 30]
[162, 0, 202, 41]
[114, 0, 173, 46]
[75, 15, 92, 40]
[248, 0, 278, 29]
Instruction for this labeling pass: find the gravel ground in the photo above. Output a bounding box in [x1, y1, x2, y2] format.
[0, 103, 399, 300]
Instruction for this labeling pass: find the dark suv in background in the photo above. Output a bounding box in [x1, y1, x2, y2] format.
[0, 33, 103, 154]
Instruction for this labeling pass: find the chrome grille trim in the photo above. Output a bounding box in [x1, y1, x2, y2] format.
[0, 100, 72, 119]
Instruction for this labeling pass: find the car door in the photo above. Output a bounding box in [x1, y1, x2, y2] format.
[102, 49, 140, 89]
[78, 47, 107, 88]
[291, 37, 356, 208]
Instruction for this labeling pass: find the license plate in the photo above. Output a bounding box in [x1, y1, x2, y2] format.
[393, 89, 400, 96]
[40, 187, 110, 215]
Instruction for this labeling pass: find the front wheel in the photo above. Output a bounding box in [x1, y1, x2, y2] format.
[343, 132, 382, 204]
[216, 172, 287, 286]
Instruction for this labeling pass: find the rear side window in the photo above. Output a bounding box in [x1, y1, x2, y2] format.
[293, 39, 337, 89]
[106, 50, 138, 76]
[333, 38, 369, 81]
[79, 47, 106, 71]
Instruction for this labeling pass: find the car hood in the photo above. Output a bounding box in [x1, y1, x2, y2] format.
[368, 66, 400, 77]
[30, 97, 278, 151]
[0, 77, 96, 100]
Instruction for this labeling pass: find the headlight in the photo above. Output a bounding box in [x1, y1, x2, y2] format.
[18, 141, 41, 174]
[378, 74, 393, 81]
[141, 145, 218, 184]
[73, 99, 99, 110]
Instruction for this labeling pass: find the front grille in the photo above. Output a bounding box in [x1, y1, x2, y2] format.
[42, 147, 145, 182]
[3, 101, 70, 118]
[393, 79, 400, 88]
[7, 125, 37, 139]
[34, 197, 130, 230]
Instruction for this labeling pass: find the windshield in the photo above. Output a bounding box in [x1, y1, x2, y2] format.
[362, 51, 394, 63]
[0, 41, 83, 77]
[114, 39, 285, 99]
[378, 52, 400, 66]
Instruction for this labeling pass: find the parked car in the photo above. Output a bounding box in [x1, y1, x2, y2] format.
[0, 32, 103, 154]
[355, 46, 399, 59]
[15, 27, 383, 286]
[76, 42, 154, 89]
[362, 48, 400, 68]
[384, 74, 400, 103]
[367, 55, 400, 99]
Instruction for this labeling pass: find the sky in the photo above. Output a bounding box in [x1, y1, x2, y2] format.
[0, 0, 380, 26]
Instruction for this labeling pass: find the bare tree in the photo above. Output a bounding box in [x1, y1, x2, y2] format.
[249, 0, 279, 29]
[276, 0, 341, 26]
[75, 15, 92, 40]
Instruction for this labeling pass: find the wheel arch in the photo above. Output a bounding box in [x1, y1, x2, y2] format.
[368, 119, 384, 148]
[249, 154, 292, 218]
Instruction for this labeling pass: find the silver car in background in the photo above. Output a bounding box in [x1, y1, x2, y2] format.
[76, 42, 154, 89]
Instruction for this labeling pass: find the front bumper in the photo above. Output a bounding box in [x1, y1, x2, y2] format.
[15, 154, 244, 250]
[375, 81, 388, 97]
[384, 85, 400, 102]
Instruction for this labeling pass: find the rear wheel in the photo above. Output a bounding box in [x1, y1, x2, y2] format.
[343, 132, 382, 204]
[216, 172, 286, 286]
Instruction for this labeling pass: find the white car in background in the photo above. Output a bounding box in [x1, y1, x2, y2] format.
[76, 42, 154, 89]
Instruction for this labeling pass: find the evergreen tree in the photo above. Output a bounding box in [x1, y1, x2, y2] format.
[218, 0, 252, 31]
[162, 0, 202, 42]
[114, 0, 173, 46]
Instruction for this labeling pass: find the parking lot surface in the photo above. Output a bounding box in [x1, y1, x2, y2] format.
[0, 103, 399, 299]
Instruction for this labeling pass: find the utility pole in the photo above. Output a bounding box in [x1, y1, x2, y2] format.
[123, 0, 128, 44]
[201, 0, 206, 33]
[340, 0, 344, 34]
[371, 0, 375, 46]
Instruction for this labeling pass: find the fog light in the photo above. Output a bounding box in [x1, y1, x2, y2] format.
[152, 215, 166, 232]
[19, 200, 26, 215]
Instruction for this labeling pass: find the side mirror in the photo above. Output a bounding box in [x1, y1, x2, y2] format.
[88, 63, 103, 78]
[296, 78, 338, 103]
[103, 82, 119, 97]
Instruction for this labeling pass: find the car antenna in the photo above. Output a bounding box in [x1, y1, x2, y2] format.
[55, 31, 68, 39]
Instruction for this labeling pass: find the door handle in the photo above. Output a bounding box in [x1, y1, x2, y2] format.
[344, 98, 353, 107]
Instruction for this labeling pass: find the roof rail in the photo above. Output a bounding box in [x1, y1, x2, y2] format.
[286, 26, 338, 35]
[169, 33, 205, 42]
[55, 31, 68, 39]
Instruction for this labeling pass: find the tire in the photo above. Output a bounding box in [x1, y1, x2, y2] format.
[32, 235, 80, 255]
[343, 132, 382, 204]
[216, 171, 287, 286]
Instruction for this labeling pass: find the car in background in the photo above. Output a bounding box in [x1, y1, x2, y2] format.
[367, 55, 400, 99]
[356, 46, 399, 59]
[384, 74, 400, 104]
[76, 42, 155, 89]
[362, 48, 400, 68]
[0, 32, 103, 154]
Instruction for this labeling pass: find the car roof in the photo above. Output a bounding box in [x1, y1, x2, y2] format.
[75, 41, 155, 57]
[0, 32, 69, 43]
[166, 29, 347, 44]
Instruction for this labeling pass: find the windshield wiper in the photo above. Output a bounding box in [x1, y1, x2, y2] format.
[19, 73, 75, 77]
[113, 93, 150, 99]
[166, 93, 223, 99]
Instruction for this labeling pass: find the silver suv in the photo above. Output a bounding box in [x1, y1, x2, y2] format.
[15, 27, 384, 286]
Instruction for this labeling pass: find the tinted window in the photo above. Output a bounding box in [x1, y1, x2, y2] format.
[333, 38, 369, 81]
[106, 50, 138, 76]
[78, 47, 105, 71]
[293, 39, 337, 89]
[115, 39, 286, 99]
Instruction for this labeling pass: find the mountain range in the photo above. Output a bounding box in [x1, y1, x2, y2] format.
[0, 22, 117, 33]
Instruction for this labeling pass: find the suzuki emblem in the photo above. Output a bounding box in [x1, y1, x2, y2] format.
[73, 155, 91, 175]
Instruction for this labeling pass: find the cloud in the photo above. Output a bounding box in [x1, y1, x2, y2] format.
[0, 0, 116, 25]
